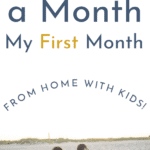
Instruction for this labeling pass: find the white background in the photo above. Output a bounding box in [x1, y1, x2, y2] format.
[0, 0, 150, 140]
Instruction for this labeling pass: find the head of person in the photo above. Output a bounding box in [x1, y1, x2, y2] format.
[77, 144, 89, 150]
[52, 147, 63, 150]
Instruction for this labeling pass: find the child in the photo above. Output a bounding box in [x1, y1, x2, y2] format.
[52, 146, 63, 150]
[77, 144, 89, 150]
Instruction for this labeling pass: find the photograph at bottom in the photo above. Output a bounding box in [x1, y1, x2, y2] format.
[0, 138, 150, 150]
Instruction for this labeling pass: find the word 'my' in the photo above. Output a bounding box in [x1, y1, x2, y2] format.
[6, 35, 32, 53]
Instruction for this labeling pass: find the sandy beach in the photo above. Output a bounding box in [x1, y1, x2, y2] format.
[0, 140, 150, 150]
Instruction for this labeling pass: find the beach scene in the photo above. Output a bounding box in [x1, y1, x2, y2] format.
[0, 138, 150, 150]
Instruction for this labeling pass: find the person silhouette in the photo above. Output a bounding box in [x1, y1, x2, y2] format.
[52, 146, 63, 150]
[77, 144, 89, 150]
